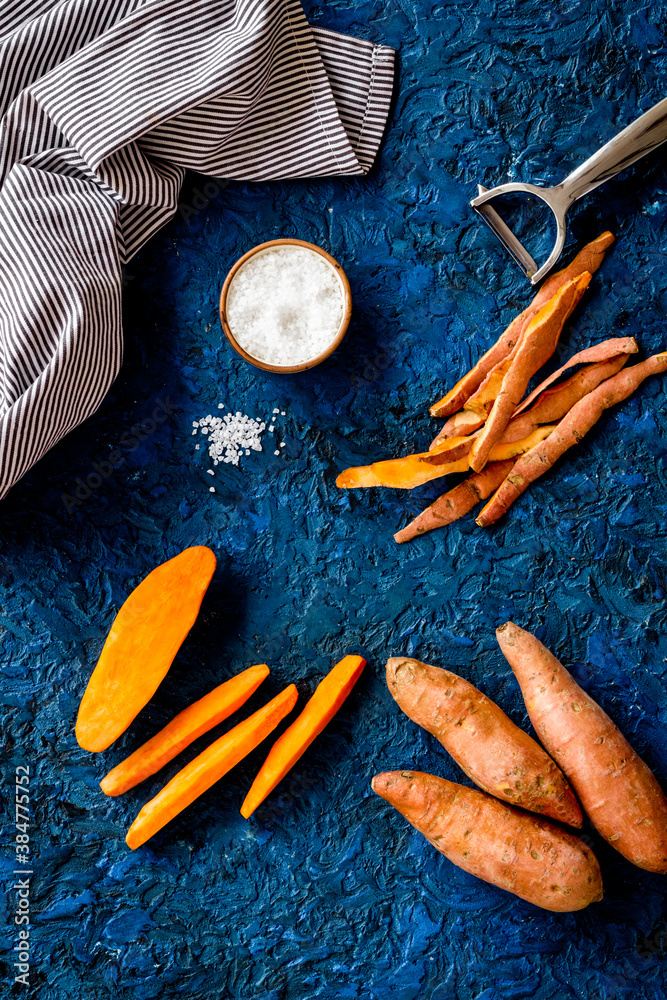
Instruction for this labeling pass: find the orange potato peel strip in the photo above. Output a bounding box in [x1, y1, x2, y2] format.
[513, 336, 639, 417]
[501, 353, 632, 444]
[337, 426, 555, 490]
[469, 272, 592, 473]
[100, 664, 270, 796]
[477, 352, 667, 526]
[394, 460, 515, 543]
[395, 353, 635, 542]
[240, 654, 366, 819]
[430, 410, 485, 450]
[126, 684, 298, 849]
[429, 232, 614, 418]
[429, 332, 635, 452]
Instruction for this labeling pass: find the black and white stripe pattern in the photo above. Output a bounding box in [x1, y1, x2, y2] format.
[0, 0, 394, 498]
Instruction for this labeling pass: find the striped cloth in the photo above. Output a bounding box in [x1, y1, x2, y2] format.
[0, 0, 395, 498]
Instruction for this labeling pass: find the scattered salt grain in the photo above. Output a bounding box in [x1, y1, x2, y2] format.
[207, 470, 214, 476]
[274, 450, 280, 456]
[192, 408, 266, 467]
[209, 487, 216, 492]
[226, 247, 344, 366]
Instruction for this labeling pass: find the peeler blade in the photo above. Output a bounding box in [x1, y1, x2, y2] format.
[473, 185, 539, 279]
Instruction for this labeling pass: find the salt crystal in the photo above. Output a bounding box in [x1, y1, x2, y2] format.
[194, 407, 267, 468]
[274, 450, 280, 456]
[210, 487, 215, 492]
[207, 470, 214, 476]
[226, 247, 344, 366]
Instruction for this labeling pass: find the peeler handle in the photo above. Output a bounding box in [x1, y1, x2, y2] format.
[556, 96, 667, 206]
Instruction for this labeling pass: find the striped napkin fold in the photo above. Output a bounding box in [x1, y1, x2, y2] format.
[0, 0, 395, 499]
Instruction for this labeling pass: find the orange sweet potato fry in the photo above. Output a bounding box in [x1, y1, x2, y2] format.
[126, 684, 298, 849]
[100, 664, 270, 796]
[393, 460, 515, 543]
[469, 272, 591, 473]
[477, 352, 667, 526]
[240, 654, 366, 818]
[429, 232, 614, 418]
[76, 547, 216, 753]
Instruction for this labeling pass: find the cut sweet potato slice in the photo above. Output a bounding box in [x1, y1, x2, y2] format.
[100, 665, 270, 796]
[76, 547, 217, 753]
[240, 654, 366, 818]
[126, 684, 298, 848]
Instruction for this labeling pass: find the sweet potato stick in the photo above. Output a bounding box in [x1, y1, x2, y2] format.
[469, 272, 591, 473]
[430, 410, 484, 450]
[126, 684, 298, 849]
[429, 232, 614, 418]
[100, 665, 270, 796]
[394, 460, 515, 543]
[514, 336, 639, 416]
[240, 655, 366, 818]
[337, 426, 554, 490]
[477, 352, 667, 526]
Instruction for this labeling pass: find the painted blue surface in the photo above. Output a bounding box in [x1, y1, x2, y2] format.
[2, 1, 667, 997]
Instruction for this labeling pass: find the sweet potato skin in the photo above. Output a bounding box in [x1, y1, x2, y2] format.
[393, 460, 515, 543]
[477, 352, 667, 526]
[386, 658, 581, 826]
[497, 622, 667, 874]
[372, 771, 603, 912]
[428, 232, 614, 419]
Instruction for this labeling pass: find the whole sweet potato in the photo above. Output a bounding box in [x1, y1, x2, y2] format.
[372, 771, 603, 912]
[386, 657, 581, 826]
[497, 622, 667, 874]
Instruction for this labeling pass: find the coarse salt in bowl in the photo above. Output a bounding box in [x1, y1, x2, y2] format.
[220, 239, 351, 372]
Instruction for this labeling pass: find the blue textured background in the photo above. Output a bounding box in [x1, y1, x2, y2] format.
[2, 1, 667, 997]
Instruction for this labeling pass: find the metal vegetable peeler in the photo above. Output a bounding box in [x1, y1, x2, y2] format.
[471, 96, 667, 284]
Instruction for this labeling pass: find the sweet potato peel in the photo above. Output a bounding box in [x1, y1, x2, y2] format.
[430, 409, 485, 449]
[393, 460, 515, 543]
[477, 352, 667, 525]
[428, 232, 614, 418]
[469, 272, 592, 473]
[501, 354, 630, 444]
[337, 426, 554, 490]
[514, 336, 639, 416]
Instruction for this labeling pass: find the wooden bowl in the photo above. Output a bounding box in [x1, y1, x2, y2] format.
[219, 239, 352, 373]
